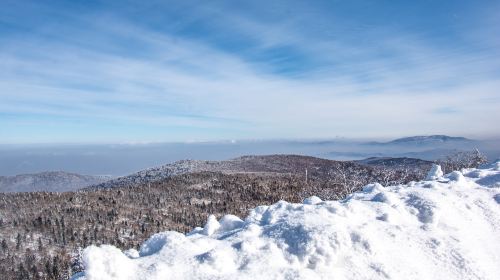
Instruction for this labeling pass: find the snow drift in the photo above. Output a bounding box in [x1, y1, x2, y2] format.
[73, 162, 500, 280]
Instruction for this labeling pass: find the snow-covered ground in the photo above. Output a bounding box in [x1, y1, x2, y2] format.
[73, 162, 500, 280]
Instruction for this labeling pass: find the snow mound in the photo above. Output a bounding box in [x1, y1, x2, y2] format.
[303, 196, 322, 205]
[73, 165, 500, 280]
[426, 163, 443, 180]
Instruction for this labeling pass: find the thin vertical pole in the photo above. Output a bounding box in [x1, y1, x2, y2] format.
[305, 168, 308, 184]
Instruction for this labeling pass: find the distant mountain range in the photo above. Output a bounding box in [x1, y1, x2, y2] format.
[373, 135, 473, 146]
[321, 135, 477, 161]
[0, 171, 112, 192]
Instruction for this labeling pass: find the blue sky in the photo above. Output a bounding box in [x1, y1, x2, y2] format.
[1, 0, 499, 144]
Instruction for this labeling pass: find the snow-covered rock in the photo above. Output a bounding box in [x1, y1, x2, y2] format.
[73, 165, 500, 280]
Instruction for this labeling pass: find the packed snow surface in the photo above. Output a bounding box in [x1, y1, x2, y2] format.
[73, 162, 500, 280]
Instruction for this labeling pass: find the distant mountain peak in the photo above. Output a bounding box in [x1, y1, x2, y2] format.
[387, 135, 471, 145]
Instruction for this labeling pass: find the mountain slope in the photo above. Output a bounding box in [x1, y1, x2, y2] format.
[0, 171, 111, 192]
[90, 155, 375, 189]
[355, 157, 433, 169]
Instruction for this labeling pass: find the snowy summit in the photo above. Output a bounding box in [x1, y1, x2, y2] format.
[73, 162, 500, 280]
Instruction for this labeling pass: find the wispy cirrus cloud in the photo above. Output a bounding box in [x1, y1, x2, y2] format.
[0, 0, 499, 143]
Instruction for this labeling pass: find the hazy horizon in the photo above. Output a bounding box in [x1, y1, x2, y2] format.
[1, 136, 499, 176]
[1, 133, 500, 146]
